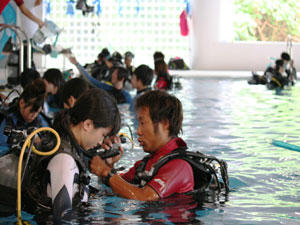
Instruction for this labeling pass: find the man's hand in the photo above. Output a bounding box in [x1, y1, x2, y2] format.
[90, 155, 111, 177]
[101, 136, 124, 166]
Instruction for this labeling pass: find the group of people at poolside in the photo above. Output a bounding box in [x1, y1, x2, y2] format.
[0, 46, 216, 223]
[78, 48, 173, 96]
[248, 52, 297, 89]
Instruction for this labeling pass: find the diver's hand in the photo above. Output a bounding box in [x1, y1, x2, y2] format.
[102, 136, 124, 166]
[68, 56, 78, 65]
[90, 155, 111, 177]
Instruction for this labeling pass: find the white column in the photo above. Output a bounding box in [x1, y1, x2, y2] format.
[190, 0, 299, 71]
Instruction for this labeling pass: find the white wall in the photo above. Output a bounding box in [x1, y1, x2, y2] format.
[190, 0, 300, 71]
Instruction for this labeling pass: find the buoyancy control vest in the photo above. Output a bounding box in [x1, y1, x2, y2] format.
[23, 136, 91, 211]
[132, 147, 229, 193]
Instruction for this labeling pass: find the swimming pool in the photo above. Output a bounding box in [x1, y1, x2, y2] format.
[2, 77, 300, 224]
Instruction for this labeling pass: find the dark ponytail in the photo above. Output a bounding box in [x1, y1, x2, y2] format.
[52, 109, 72, 139]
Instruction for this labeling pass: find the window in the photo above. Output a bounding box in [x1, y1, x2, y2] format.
[234, 0, 300, 42]
[45, 0, 190, 70]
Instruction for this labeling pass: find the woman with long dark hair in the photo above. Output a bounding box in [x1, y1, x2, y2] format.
[154, 59, 172, 90]
[26, 88, 121, 222]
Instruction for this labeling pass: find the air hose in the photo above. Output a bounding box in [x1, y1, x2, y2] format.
[17, 127, 61, 225]
[118, 132, 134, 150]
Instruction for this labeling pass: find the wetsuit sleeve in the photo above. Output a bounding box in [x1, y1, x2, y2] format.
[129, 95, 137, 111]
[76, 63, 113, 91]
[47, 153, 79, 220]
[0, 119, 9, 156]
[121, 90, 133, 105]
[147, 159, 194, 198]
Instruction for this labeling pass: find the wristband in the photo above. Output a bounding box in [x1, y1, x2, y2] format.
[103, 168, 117, 186]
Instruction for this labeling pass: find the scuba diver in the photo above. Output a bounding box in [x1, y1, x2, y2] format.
[69, 55, 133, 105]
[154, 59, 173, 90]
[0, 79, 47, 156]
[124, 51, 135, 78]
[248, 52, 296, 86]
[19, 68, 41, 90]
[60, 77, 89, 109]
[42, 68, 65, 113]
[84, 48, 111, 81]
[22, 88, 122, 222]
[267, 59, 289, 90]
[90, 90, 229, 200]
[129, 64, 154, 111]
[280, 52, 297, 85]
[287, 59, 297, 85]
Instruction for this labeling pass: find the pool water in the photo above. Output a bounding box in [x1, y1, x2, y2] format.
[2, 77, 300, 224]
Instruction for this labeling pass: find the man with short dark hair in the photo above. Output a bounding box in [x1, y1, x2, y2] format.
[129, 64, 153, 111]
[90, 90, 194, 200]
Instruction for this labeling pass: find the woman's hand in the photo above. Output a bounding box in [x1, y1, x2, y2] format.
[101, 136, 124, 167]
[90, 155, 111, 177]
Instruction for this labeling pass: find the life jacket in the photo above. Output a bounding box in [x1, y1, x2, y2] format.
[132, 147, 229, 194]
[23, 136, 91, 211]
[107, 88, 127, 104]
[155, 74, 173, 90]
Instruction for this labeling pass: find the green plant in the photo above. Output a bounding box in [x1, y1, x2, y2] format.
[234, 0, 300, 42]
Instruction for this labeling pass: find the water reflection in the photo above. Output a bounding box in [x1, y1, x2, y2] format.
[2, 78, 300, 224]
[85, 188, 229, 225]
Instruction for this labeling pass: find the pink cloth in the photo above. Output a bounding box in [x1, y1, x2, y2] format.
[179, 10, 189, 36]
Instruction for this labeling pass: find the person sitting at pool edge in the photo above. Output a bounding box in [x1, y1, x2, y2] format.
[129, 64, 154, 111]
[90, 90, 194, 200]
[69, 55, 133, 105]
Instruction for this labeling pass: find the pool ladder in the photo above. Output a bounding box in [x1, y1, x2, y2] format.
[0, 24, 32, 74]
[286, 35, 292, 58]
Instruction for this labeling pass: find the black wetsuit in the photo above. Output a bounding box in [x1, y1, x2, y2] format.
[267, 71, 288, 89]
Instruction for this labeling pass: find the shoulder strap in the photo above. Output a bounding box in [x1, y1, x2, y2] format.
[132, 147, 187, 187]
[137, 147, 229, 193]
[132, 154, 152, 186]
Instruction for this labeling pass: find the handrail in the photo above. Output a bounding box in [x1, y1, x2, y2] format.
[286, 35, 292, 58]
[0, 24, 31, 73]
[11, 24, 31, 69]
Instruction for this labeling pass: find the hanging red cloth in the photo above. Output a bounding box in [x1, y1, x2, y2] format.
[179, 10, 189, 36]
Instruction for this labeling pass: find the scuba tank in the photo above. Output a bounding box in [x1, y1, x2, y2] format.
[0, 153, 20, 189]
